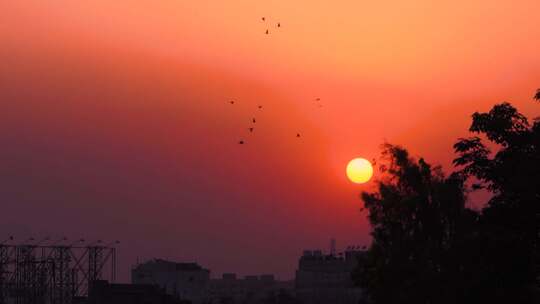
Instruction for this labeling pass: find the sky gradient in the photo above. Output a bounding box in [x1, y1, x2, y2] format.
[1, 0, 540, 281]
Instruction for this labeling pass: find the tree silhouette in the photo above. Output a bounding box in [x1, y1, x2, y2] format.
[453, 95, 539, 303]
[353, 144, 476, 304]
[355, 89, 539, 304]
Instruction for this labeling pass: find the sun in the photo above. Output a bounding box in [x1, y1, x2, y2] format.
[346, 158, 373, 184]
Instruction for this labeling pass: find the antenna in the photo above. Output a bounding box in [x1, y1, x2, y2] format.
[330, 238, 336, 256]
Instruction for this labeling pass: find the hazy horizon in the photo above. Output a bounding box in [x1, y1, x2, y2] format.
[1, 0, 540, 282]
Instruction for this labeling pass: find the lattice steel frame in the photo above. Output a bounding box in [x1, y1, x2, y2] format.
[0, 243, 116, 304]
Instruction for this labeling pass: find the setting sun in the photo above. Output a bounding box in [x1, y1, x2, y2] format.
[346, 158, 373, 184]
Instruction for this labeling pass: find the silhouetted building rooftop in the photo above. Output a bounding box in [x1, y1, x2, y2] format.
[295, 247, 367, 304]
[132, 259, 209, 304]
[87, 280, 188, 304]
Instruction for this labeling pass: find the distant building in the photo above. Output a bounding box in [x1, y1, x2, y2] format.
[86, 280, 188, 304]
[295, 247, 367, 304]
[209, 273, 294, 304]
[132, 259, 210, 304]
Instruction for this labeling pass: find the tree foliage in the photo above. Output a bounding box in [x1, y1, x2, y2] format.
[453, 96, 539, 302]
[355, 89, 539, 304]
[354, 144, 476, 304]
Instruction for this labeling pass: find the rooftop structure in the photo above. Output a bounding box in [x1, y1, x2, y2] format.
[132, 259, 210, 304]
[0, 238, 117, 304]
[86, 280, 189, 304]
[295, 244, 367, 304]
[209, 273, 294, 304]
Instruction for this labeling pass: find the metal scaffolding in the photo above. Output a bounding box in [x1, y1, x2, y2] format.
[0, 239, 117, 304]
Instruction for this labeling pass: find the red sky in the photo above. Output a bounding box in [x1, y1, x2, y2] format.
[1, 0, 540, 281]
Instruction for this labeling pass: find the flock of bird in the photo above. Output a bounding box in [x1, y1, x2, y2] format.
[230, 99, 317, 145]
[229, 17, 322, 145]
[261, 16, 280, 35]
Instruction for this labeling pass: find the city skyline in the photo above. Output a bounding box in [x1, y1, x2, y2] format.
[2, 0, 540, 285]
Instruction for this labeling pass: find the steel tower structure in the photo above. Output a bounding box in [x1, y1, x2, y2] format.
[0, 240, 117, 304]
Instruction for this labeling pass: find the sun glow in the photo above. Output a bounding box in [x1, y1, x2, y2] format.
[346, 158, 373, 184]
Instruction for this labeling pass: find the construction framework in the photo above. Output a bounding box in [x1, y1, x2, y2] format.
[0, 239, 117, 304]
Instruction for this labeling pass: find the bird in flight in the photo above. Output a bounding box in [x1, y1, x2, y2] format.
[262, 17, 266, 21]
[252, 118, 256, 123]
[239, 140, 245, 145]
[230, 100, 235, 104]
[265, 29, 269, 35]
[248, 127, 254, 133]
[258, 105, 263, 109]
[277, 22, 281, 28]
[296, 133, 301, 138]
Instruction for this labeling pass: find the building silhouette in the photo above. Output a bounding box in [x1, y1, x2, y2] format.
[209, 273, 294, 304]
[86, 280, 188, 304]
[294, 247, 366, 304]
[131, 259, 295, 304]
[132, 259, 210, 304]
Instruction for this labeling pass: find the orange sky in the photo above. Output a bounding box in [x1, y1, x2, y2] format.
[1, 0, 540, 280]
